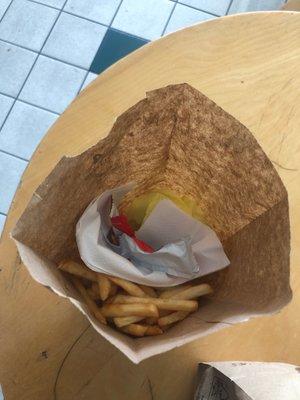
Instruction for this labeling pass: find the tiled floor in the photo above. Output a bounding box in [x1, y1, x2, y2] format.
[0, 0, 285, 235]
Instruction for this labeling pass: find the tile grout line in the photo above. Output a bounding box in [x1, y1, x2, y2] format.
[176, 1, 221, 17]
[0, 148, 29, 162]
[0, 91, 60, 115]
[27, 0, 112, 29]
[161, 1, 178, 36]
[0, 38, 89, 72]
[108, 0, 124, 26]
[109, 27, 149, 43]
[0, 0, 14, 24]
[0, 0, 124, 158]
[0, 1, 17, 134]
[0, 0, 69, 134]
[226, 0, 234, 14]
[76, 0, 125, 93]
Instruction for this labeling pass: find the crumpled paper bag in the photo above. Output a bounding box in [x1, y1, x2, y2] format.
[195, 362, 300, 399]
[76, 183, 230, 286]
[11, 84, 292, 363]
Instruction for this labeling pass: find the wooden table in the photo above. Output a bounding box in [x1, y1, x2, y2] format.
[1, 11, 299, 400]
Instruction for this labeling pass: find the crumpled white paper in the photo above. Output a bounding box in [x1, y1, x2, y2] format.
[76, 184, 229, 286]
[199, 362, 300, 400]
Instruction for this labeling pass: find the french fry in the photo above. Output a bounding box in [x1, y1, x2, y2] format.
[113, 316, 144, 328]
[140, 285, 158, 297]
[97, 275, 111, 301]
[159, 284, 192, 299]
[105, 295, 117, 304]
[145, 325, 163, 336]
[112, 295, 198, 312]
[158, 311, 190, 327]
[101, 303, 159, 318]
[59, 260, 96, 282]
[86, 287, 99, 301]
[109, 282, 118, 297]
[105, 275, 147, 297]
[92, 282, 99, 296]
[71, 276, 106, 324]
[169, 284, 213, 300]
[145, 317, 157, 325]
[159, 309, 172, 317]
[120, 324, 148, 337]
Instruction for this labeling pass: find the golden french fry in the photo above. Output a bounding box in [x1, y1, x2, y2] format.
[159, 309, 172, 317]
[109, 282, 118, 297]
[159, 284, 192, 299]
[120, 324, 148, 337]
[86, 287, 99, 301]
[140, 285, 158, 297]
[145, 325, 163, 336]
[169, 284, 213, 300]
[97, 275, 111, 301]
[158, 311, 190, 327]
[113, 316, 144, 328]
[92, 282, 99, 296]
[71, 276, 106, 324]
[145, 317, 157, 325]
[112, 295, 198, 312]
[59, 260, 96, 282]
[104, 275, 147, 297]
[105, 295, 117, 304]
[101, 303, 159, 318]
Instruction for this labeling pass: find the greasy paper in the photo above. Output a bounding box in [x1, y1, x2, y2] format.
[12, 84, 291, 363]
[76, 184, 229, 286]
[195, 362, 300, 400]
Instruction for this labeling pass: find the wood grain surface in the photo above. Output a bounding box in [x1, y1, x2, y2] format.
[0, 11, 299, 400]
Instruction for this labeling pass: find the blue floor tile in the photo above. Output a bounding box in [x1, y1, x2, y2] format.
[112, 0, 174, 40]
[0, 41, 37, 97]
[0, 0, 12, 20]
[90, 28, 149, 74]
[165, 3, 216, 34]
[64, 0, 121, 25]
[42, 12, 107, 69]
[0, 151, 27, 214]
[0, 0, 59, 52]
[0, 101, 58, 160]
[0, 94, 14, 127]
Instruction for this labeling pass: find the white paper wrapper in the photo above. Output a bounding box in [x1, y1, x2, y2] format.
[76, 184, 230, 286]
[195, 362, 300, 400]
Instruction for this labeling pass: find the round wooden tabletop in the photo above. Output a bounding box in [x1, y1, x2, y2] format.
[1, 11, 300, 400]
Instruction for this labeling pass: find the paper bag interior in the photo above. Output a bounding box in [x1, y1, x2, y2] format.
[12, 84, 292, 363]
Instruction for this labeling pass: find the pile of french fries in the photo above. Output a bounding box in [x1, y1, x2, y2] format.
[59, 260, 213, 338]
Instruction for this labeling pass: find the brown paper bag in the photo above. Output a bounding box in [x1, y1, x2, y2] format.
[11, 84, 292, 363]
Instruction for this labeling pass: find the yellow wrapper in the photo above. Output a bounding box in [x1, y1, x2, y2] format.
[123, 189, 203, 230]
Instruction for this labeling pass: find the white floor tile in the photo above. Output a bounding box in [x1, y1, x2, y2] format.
[0, 94, 14, 126]
[0, 213, 6, 235]
[0, 0, 59, 51]
[228, 0, 284, 13]
[112, 0, 174, 40]
[19, 55, 86, 113]
[0, 0, 12, 20]
[64, 0, 121, 25]
[43, 12, 106, 69]
[81, 72, 98, 91]
[165, 3, 216, 34]
[0, 151, 27, 214]
[0, 41, 37, 97]
[35, 0, 66, 8]
[178, 0, 231, 15]
[0, 101, 58, 160]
